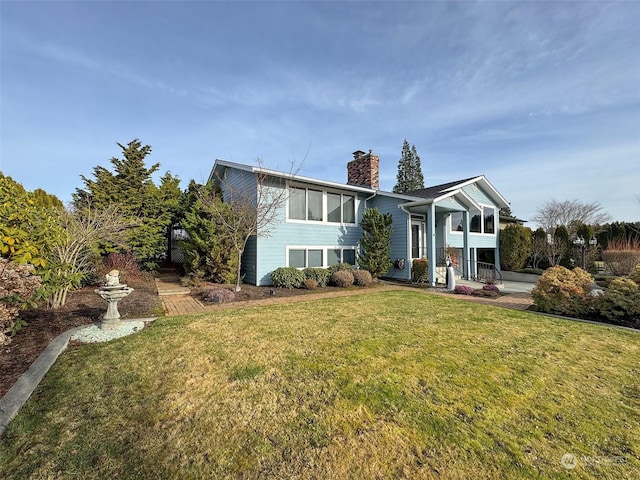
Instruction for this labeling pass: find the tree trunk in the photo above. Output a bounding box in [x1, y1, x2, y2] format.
[235, 248, 242, 292]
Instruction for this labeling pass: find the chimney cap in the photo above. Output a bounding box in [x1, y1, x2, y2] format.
[352, 150, 366, 159]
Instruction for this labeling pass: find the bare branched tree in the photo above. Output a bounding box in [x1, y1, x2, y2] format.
[48, 203, 128, 308]
[199, 159, 299, 292]
[532, 199, 611, 234]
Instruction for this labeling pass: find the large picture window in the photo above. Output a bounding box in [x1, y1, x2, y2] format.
[288, 185, 356, 224]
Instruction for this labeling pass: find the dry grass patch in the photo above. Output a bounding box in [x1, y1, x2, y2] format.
[1, 291, 638, 479]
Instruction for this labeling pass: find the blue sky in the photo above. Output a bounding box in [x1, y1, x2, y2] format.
[1, 1, 639, 225]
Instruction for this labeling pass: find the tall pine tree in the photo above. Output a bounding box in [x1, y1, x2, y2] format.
[393, 139, 425, 193]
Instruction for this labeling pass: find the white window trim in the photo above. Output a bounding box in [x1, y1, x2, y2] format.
[286, 182, 358, 226]
[286, 245, 358, 269]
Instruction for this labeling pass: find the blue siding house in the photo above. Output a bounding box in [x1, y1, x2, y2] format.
[209, 149, 510, 286]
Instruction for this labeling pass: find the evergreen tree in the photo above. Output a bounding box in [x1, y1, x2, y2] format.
[499, 224, 533, 271]
[72, 139, 182, 270]
[393, 139, 425, 193]
[180, 181, 238, 283]
[358, 208, 393, 278]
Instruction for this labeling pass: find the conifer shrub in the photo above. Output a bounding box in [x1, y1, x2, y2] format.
[352, 269, 373, 287]
[595, 278, 640, 325]
[532, 266, 594, 317]
[630, 264, 640, 285]
[271, 267, 304, 289]
[332, 270, 354, 288]
[303, 268, 330, 287]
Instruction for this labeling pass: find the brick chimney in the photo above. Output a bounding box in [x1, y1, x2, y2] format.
[347, 149, 379, 189]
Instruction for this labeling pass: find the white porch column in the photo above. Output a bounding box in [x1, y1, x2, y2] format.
[463, 211, 470, 280]
[427, 204, 437, 286]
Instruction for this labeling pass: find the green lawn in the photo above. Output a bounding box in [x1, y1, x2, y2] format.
[1, 291, 638, 479]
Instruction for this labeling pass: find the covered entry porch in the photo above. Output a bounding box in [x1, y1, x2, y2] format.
[399, 193, 500, 287]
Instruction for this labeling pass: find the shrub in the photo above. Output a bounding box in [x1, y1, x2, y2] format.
[99, 252, 146, 284]
[1, 259, 42, 345]
[303, 268, 330, 287]
[454, 285, 474, 295]
[500, 224, 532, 271]
[271, 267, 304, 289]
[595, 278, 640, 325]
[532, 266, 594, 317]
[303, 278, 318, 290]
[412, 258, 429, 283]
[482, 284, 500, 293]
[202, 288, 236, 304]
[332, 270, 354, 288]
[328, 263, 353, 275]
[630, 264, 640, 284]
[594, 275, 617, 289]
[352, 269, 373, 287]
[601, 238, 640, 276]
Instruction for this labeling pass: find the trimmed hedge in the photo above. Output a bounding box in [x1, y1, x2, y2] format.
[352, 269, 373, 287]
[332, 270, 354, 288]
[303, 268, 330, 287]
[271, 267, 305, 289]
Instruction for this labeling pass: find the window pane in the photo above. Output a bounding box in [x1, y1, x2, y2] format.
[343, 249, 356, 265]
[289, 187, 306, 220]
[470, 210, 482, 233]
[289, 249, 305, 268]
[328, 249, 341, 266]
[327, 193, 341, 223]
[484, 207, 495, 234]
[451, 212, 463, 232]
[308, 249, 323, 267]
[343, 195, 355, 223]
[412, 224, 420, 258]
[308, 189, 323, 221]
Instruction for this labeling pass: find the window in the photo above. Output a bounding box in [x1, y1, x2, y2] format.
[343, 195, 355, 223]
[327, 193, 341, 223]
[450, 207, 496, 234]
[308, 249, 323, 267]
[470, 209, 482, 233]
[289, 187, 306, 220]
[450, 212, 463, 232]
[484, 207, 495, 234]
[288, 185, 356, 224]
[292, 247, 356, 268]
[308, 190, 323, 221]
[342, 249, 356, 265]
[289, 249, 305, 268]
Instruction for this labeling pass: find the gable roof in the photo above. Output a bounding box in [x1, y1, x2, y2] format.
[405, 178, 477, 200]
[399, 175, 510, 210]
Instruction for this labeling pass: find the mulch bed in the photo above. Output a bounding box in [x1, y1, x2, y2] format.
[0, 278, 162, 398]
